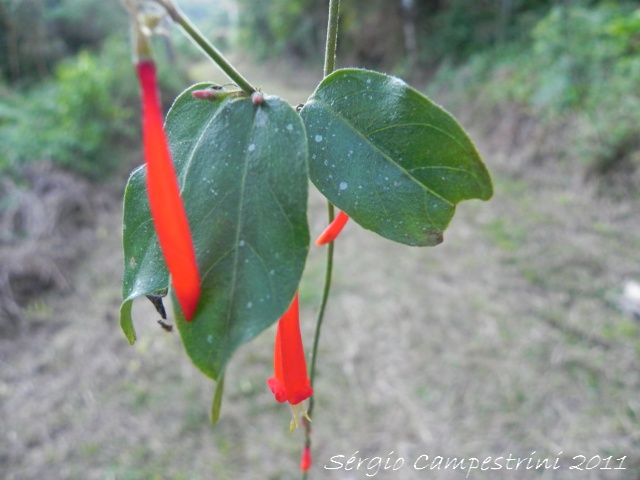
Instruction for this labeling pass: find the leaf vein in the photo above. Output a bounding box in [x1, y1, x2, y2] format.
[314, 99, 455, 207]
[366, 122, 473, 157]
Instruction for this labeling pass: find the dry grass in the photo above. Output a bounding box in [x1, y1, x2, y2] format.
[0, 162, 95, 333]
[1, 59, 639, 480]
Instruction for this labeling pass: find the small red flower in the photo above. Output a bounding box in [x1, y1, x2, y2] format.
[267, 293, 313, 430]
[300, 445, 312, 472]
[137, 60, 201, 321]
[315, 210, 349, 246]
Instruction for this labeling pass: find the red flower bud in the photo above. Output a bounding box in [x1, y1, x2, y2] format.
[300, 445, 312, 472]
[191, 88, 219, 100]
[251, 91, 265, 105]
[315, 210, 349, 246]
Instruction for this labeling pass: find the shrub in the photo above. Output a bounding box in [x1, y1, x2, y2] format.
[0, 36, 186, 180]
[431, 2, 640, 191]
[0, 37, 134, 178]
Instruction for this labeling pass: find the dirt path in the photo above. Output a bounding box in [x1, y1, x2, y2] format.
[2, 58, 639, 480]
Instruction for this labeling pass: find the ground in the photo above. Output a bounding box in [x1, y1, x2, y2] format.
[1, 57, 639, 480]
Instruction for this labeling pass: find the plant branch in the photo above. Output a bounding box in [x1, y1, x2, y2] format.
[157, 0, 256, 94]
[308, 202, 335, 418]
[323, 0, 341, 78]
[302, 204, 335, 480]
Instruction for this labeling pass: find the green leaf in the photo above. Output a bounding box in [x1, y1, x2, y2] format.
[301, 68, 492, 246]
[121, 83, 310, 381]
[120, 83, 226, 344]
[170, 92, 309, 380]
[120, 166, 169, 344]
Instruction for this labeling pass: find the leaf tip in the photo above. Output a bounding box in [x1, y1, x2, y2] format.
[415, 230, 444, 247]
[119, 300, 137, 345]
[428, 231, 444, 246]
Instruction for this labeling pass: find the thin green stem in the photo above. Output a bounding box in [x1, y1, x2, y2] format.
[323, 0, 341, 78]
[158, 0, 256, 94]
[307, 203, 335, 418]
[302, 205, 334, 480]
[303, 2, 340, 479]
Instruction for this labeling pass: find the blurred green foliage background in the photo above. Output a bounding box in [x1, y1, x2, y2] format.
[0, 0, 638, 185]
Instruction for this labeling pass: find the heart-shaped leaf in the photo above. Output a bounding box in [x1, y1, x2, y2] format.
[121, 84, 310, 380]
[301, 68, 492, 246]
[120, 83, 227, 344]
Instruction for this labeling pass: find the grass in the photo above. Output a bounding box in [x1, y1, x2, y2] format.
[1, 56, 640, 480]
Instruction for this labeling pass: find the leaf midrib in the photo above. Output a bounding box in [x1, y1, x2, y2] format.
[225, 101, 257, 351]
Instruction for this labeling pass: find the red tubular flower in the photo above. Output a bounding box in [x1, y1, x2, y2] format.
[137, 60, 201, 321]
[267, 293, 313, 430]
[315, 210, 349, 246]
[300, 445, 312, 472]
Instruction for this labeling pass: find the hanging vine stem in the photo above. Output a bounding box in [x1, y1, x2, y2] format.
[302, 1, 341, 478]
[323, 0, 341, 78]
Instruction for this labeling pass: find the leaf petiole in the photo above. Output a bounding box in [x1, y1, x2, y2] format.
[154, 0, 256, 95]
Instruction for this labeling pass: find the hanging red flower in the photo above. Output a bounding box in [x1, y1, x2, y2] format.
[137, 59, 201, 320]
[267, 293, 314, 430]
